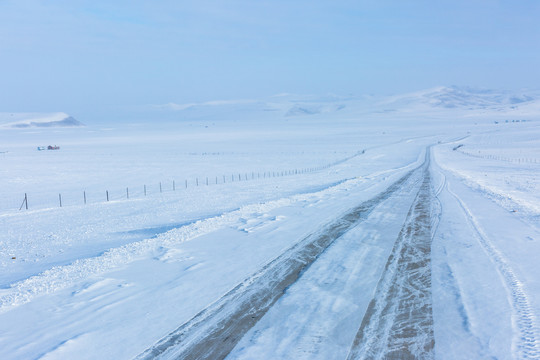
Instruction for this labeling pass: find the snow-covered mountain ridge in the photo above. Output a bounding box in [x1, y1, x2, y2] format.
[154, 86, 540, 121]
[2, 87, 538, 127]
[379, 86, 538, 110]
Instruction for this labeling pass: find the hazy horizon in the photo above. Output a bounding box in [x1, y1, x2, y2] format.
[2, 1, 539, 122]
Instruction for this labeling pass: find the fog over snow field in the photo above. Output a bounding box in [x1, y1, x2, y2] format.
[1, 87, 540, 359]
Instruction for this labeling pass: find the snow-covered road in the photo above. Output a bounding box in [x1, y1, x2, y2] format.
[227, 154, 431, 360]
[138, 152, 428, 360]
[347, 157, 434, 359]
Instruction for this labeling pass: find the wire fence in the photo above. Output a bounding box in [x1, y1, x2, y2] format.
[4, 150, 365, 213]
[456, 148, 540, 164]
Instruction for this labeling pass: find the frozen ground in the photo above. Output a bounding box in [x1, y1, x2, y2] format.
[1, 88, 540, 359]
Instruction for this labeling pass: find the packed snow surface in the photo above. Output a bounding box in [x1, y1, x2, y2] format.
[1, 88, 539, 359]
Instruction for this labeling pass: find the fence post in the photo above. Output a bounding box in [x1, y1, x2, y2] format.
[126, 187, 129, 199]
[106, 190, 109, 201]
[173, 180, 176, 191]
[206, 177, 208, 186]
[144, 185, 147, 196]
[196, 178, 199, 186]
[59, 194, 62, 207]
[20, 193, 28, 210]
[223, 175, 226, 183]
[84, 191, 87, 205]
[185, 179, 188, 188]
[216, 176, 218, 184]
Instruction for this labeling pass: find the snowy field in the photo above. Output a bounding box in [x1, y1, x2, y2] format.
[1, 88, 540, 359]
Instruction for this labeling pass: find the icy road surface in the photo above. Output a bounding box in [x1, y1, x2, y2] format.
[138, 151, 432, 359]
[347, 161, 434, 359]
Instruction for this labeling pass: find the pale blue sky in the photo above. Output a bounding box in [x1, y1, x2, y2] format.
[1, 0, 539, 120]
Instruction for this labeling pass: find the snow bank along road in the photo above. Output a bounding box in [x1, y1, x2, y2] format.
[138, 150, 434, 359]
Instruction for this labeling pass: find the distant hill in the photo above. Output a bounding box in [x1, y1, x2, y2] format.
[377, 86, 539, 111]
[3, 87, 538, 127]
[0, 112, 84, 128]
[153, 86, 540, 121]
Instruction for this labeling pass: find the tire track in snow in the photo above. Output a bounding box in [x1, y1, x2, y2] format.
[226, 171, 424, 359]
[447, 184, 540, 360]
[135, 163, 426, 360]
[347, 158, 434, 360]
[432, 168, 495, 358]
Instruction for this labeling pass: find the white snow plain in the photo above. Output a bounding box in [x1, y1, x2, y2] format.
[1, 88, 539, 359]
